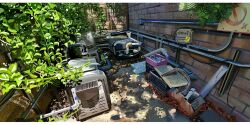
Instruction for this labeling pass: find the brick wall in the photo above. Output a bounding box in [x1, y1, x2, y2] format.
[102, 3, 128, 30]
[0, 89, 54, 121]
[128, 3, 250, 121]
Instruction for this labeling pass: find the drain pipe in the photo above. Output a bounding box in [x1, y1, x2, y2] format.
[199, 65, 229, 98]
[139, 19, 219, 26]
[130, 29, 250, 68]
[39, 88, 80, 119]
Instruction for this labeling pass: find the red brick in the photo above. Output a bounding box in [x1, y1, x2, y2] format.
[147, 8, 155, 14]
[238, 51, 250, 64]
[180, 53, 194, 66]
[239, 69, 250, 80]
[155, 5, 167, 13]
[218, 48, 237, 59]
[244, 107, 250, 118]
[189, 53, 213, 66]
[198, 41, 219, 49]
[229, 86, 241, 98]
[159, 12, 173, 19]
[213, 91, 229, 104]
[151, 13, 157, 19]
[228, 96, 247, 112]
[145, 40, 156, 49]
[192, 60, 211, 80]
[239, 92, 250, 105]
[233, 76, 250, 91]
[142, 9, 146, 14]
[168, 4, 179, 12]
[138, 4, 144, 9]
[231, 38, 250, 51]
[185, 63, 204, 80]
[173, 11, 191, 20]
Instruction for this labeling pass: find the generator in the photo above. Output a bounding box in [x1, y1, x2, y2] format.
[40, 40, 111, 121]
[107, 31, 142, 58]
[73, 70, 111, 120]
[67, 36, 111, 120]
[68, 57, 111, 121]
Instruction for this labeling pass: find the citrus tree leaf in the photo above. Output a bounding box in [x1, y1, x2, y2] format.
[8, 63, 17, 73]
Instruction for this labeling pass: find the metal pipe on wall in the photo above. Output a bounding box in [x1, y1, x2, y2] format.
[139, 19, 219, 26]
[129, 29, 250, 68]
[187, 32, 234, 53]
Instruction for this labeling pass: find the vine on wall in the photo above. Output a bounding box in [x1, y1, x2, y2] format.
[180, 3, 233, 25]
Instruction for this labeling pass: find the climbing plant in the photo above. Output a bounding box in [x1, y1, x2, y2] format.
[180, 3, 233, 25]
[0, 3, 106, 94]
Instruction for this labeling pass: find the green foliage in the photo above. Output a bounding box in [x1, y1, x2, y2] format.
[181, 3, 233, 25]
[0, 3, 106, 94]
[55, 3, 106, 34]
[106, 3, 126, 21]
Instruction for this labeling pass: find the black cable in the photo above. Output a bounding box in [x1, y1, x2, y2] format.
[0, 89, 16, 107]
[226, 68, 240, 107]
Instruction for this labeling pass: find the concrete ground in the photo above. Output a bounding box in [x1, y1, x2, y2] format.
[84, 55, 191, 122]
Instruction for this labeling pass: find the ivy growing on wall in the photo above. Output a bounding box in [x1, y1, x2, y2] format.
[0, 3, 106, 94]
[180, 3, 233, 25]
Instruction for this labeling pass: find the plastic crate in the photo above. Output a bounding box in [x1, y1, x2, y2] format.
[148, 70, 170, 96]
[146, 54, 167, 68]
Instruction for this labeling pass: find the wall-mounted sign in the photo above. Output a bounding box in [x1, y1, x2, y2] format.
[175, 29, 193, 44]
[217, 3, 250, 34]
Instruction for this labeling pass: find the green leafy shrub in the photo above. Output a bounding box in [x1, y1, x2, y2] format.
[0, 3, 106, 94]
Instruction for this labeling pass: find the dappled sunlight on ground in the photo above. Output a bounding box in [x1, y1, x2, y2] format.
[85, 54, 191, 122]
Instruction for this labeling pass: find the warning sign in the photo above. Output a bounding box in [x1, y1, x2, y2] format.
[217, 3, 250, 34]
[175, 29, 193, 44]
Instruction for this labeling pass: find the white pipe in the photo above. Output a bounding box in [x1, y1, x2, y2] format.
[40, 88, 81, 119]
[199, 65, 229, 98]
[125, 42, 141, 54]
[185, 88, 196, 100]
